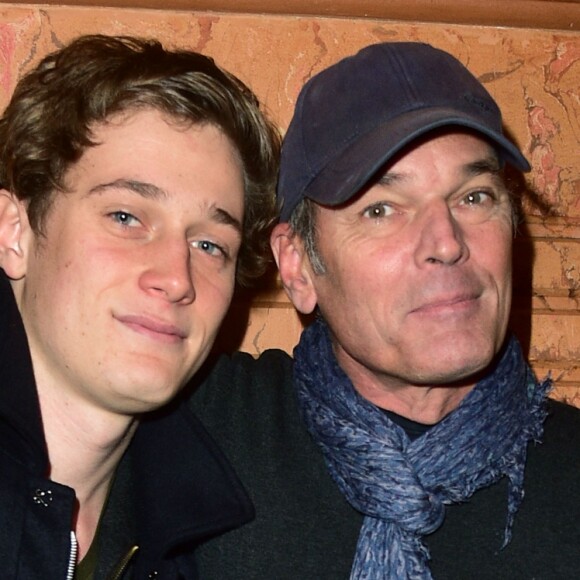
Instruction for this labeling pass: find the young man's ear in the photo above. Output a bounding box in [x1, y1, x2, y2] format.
[0, 189, 31, 280]
[270, 222, 318, 315]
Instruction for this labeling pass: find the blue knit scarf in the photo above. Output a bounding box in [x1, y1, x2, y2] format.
[294, 318, 550, 579]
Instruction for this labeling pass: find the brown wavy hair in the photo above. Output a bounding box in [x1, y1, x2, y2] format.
[0, 34, 280, 286]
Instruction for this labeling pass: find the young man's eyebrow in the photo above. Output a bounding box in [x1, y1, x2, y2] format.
[89, 178, 167, 199]
[211, 206, 243, 236]
[89, 178, 243, 234]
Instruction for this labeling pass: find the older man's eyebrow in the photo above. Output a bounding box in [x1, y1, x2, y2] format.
[89, 178, 167, 199]
[374, 154, 502, 188]
[375, 171, 406, 187]
[463, 155, 501, 177]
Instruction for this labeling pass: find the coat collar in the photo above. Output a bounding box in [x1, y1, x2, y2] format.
[0, 273, 47, 473]
[0, 271, 253, 559]
[130, 403, 254, 558]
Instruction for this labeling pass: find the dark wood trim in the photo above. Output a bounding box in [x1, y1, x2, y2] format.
[7, 0, 580, 31]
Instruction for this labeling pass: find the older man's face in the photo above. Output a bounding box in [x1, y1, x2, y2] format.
[308, 131, 514, 393]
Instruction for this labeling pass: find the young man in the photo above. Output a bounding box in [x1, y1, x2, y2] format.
[192, 43, 580, 578]
[0, 35, 279, 578]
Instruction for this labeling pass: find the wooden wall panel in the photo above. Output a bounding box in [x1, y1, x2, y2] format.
[6, 0, 580, 31]
[0, 3, 578, 405]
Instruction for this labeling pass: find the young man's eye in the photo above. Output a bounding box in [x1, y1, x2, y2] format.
[192, 239, 227, 258]
[109, 211, 140, 227]
[362, 203, 395, 219]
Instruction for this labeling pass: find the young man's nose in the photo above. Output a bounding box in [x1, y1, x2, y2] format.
[139, 238, 195, 304]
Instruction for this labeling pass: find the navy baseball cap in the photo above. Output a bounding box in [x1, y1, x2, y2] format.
[277, 42, 530, 222]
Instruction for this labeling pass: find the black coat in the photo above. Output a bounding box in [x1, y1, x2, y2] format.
[0, 273, 253, 579]
[192, 349, 580, 579]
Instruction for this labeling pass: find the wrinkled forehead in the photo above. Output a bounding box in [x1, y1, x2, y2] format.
[319, 129, 503, 209]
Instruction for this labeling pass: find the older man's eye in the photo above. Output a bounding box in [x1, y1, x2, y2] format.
[362, 203, 394, 219]
[462, 191, 494, 206]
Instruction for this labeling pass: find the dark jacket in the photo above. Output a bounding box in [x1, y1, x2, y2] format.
[191, 350, 580, 579]
[0, 274, 253, 579]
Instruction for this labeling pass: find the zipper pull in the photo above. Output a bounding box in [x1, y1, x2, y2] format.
[107, 545, 139, 580]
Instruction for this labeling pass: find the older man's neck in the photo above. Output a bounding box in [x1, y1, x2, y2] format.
[362, 383, 474, 425]
[337, 358, 475, 425]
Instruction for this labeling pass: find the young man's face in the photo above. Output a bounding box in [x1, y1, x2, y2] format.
[12, 108, 244, 415]
[303, 132, 514, 394]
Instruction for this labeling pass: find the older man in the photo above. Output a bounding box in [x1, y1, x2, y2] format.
[192, 42, 580, 578]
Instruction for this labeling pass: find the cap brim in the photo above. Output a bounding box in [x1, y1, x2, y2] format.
[303, 107, 531, 209]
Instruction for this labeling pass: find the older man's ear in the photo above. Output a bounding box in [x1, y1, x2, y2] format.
[0, 189, 31, 280]
[270, 222, 318, 315]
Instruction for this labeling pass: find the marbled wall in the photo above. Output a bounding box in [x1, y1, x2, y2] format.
[0, 5, 578, 404]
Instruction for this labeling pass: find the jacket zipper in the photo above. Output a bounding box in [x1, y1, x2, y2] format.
[107, 545, 139, 580]
[66, 531, 78, 580]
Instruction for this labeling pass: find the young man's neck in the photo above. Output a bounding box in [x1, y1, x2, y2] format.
[37, 382, 138, 559]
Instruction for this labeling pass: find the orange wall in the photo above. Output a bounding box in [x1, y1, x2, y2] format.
[0, 3, 578, 405]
